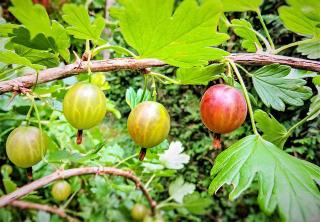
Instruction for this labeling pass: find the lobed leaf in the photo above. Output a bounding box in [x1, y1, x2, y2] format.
[169, 177, 195, 203]
[62, 4, 105, 44]
[0, 50, 44, 70]
[252, 64, 312, 111]
[209, 135, 320, 222]
[113, 0, 229, 67]
[297, 39, 320, 59]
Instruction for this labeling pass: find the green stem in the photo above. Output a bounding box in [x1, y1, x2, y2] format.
[286, 107, 320, 137]
[25, 103, 34, 126]
[149, 72, 180, 84]
[256, 10, 275, 50]
[229, 61, 259, 136]
[92, 44, 137, 57]
[113, 153, 139, 167]
[140, 75, 148, 103]
[151, 76, 157, 101]
[0, 65, 24, 79]
[236, 64, 253, 77]
[62, 189, 79, 209]
[274, 38, 315, 54]
[145, 174, 156, 190]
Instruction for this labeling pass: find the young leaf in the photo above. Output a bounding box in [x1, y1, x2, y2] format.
[252, 64, 312, 111]
[0, 23, 20, 37]
[0, 50, 44, 70]
[169, 177, 195, 203]
[231, 19, 261, 52]
[62, 4, 105, 44]
[297, 39, 320, 59]
[112, 0, 229, 67]
[14, 45, 59, 68]
[176, 64, 224, 85]
[278, 6, 320, 37]
[159, 141, 190, 170]
[221, 0, 263, 12]
[209, 135, 320, 222]
[254, 109, 288, 148]
[125, 87, 151, 110]
[183, 192, 212, 215]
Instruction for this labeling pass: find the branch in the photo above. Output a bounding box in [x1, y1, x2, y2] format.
[10, 200, 79, 222]
[0, 167, 157, 215]
[0, 53, 319, 94]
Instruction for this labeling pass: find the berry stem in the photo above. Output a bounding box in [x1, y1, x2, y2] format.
[27, 167, 33, 180]
[213, 133, 222, 149]
[76, 130, 83, 145]
[228, 61, 259, 136]
[139, 148, 147, 161]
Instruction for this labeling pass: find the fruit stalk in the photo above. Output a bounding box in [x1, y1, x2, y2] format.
[76, 130, 83, 145]
[139, 148, 147, 161]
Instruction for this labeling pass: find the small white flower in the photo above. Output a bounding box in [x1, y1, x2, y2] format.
[159, 141, 190, 170]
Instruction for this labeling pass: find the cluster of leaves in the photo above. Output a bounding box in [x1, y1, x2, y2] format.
[0, 0, 319, 221]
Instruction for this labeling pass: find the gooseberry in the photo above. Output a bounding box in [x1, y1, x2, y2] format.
[200, 84, 247, 148]
[6, 126, 47, 168]
[51, 180, 72, 201]
[63, 82, 107, 144]
[127, 101, 170, 160]
[131, 204, 148, 221]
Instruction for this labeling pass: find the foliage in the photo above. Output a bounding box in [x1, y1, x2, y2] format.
[0, 0, 319, 221]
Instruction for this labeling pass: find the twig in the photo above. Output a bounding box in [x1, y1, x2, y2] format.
[0, 53, 319, 94]
[10, 200, 79, 222]
[0, 167, 157, 215]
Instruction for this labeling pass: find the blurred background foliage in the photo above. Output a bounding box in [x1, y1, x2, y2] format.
[0, 0, 319, 221]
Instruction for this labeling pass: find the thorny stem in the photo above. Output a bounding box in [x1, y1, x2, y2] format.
[256, 10, 275, 50]
[229, 61, 259, 136]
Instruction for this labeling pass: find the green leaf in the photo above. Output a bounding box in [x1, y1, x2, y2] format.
[0, 50, 44, 70]
[62, 4, 105, 44]
[125, 87, 151, 110]
[9, 0, 70, 60]
[9, 0, 51, 39]
[231, 19, 262, 52]
[183, 192, 212, 215]
[51, 21, 70, 62]
[209, 135, 320, 222]
[286, 0, 320, 22]
[169, 177, 195, 203]
[14, 45, 59, 68]
[254, 109, 288, 148]
[252, 64, 312, 111]
[221, 0, 263, 12]
[113, 0, 229, 67]
[297, 39, 320, 59]
[285, 68, 318, 79]
[308, 88, 320, 121]
[100, 144, 125, 164]
[0, 23, 20, 37]
[176, 64, 224, 85]
[278, 6, 320, 37]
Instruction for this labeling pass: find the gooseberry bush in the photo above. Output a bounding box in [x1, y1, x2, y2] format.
[0, 0, 319, 221]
